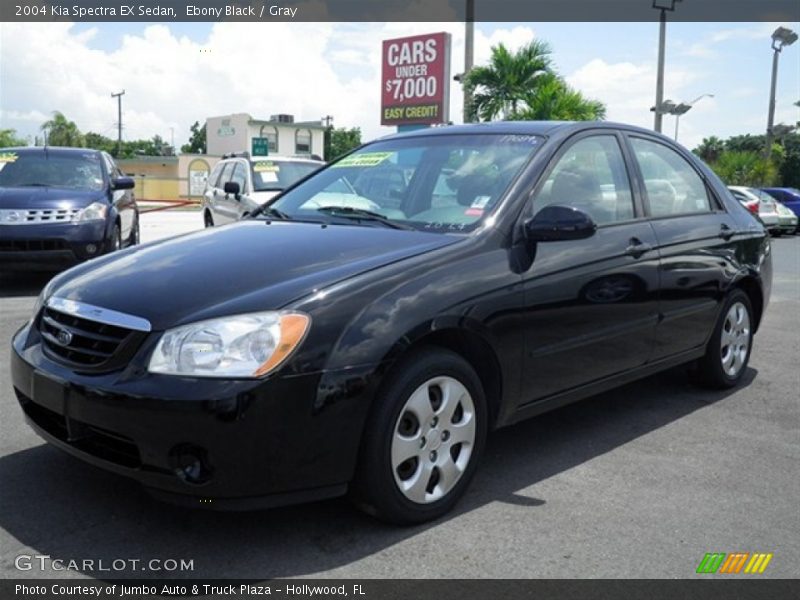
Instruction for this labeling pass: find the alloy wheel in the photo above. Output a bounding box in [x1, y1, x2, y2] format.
[720, 301, 750, 377]
[391, 376, 476, 504]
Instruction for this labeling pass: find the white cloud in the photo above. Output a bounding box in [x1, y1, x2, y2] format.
[0, 22, 543, 149]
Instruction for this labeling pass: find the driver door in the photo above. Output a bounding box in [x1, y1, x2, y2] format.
[517, 132, 660, 405]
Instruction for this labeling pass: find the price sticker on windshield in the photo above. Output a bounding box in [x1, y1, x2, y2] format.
[254, 161, 280, 173]
[333, 152, 393, 168]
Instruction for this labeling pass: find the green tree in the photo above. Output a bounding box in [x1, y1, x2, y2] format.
[693, 136, 725, 163]
[325, 127, 361, 161]
[465, 41, 553, 121]
[84, 132, 117, 154]
[180, 121, 206, 154]
[709, 151, 778, 186]
[0, 129, 27, 148]
[41, 111, 84, 147]
[510, 73, 606, 121]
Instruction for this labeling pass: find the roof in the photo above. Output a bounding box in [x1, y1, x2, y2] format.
[382, 120, 667, 140]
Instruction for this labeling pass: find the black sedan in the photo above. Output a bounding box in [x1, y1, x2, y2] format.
[10, 122, 771, 524]
[0, 146, 139, 269]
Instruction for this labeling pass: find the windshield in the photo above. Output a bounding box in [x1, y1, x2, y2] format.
[269, 133, 543, 232]
[0, 150, 105, 191]
[251, 159, 321, 192]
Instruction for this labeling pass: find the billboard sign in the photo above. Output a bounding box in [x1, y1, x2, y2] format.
[381, 32, 451, 126]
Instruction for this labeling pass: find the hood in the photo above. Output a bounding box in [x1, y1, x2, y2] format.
[48, 220, 460, 330]
[0, 186, 102, 209]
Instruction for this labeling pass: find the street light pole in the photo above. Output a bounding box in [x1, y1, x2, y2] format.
[463, 0, 475, 123]
[673, 94, 714, 142]
[765, 27, 797, 156]
[652, 0, 682, 133]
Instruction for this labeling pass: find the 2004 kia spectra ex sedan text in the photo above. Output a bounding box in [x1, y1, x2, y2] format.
[11, 122, 772, 524]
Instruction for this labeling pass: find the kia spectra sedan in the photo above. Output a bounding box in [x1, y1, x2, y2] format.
[11, 122, 771, 524]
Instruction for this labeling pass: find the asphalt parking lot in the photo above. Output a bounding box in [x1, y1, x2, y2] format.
[0, 214, 798, 580]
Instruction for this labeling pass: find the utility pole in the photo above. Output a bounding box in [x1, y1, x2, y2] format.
[463, 0, 475, 123]
[111, 90, 125, 157]
[322, 115, 334, 129]
[765, 28, 797, 157]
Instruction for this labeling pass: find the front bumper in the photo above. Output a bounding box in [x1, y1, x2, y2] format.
[0, 221, 108, 268]
[11, 323, 371, 509]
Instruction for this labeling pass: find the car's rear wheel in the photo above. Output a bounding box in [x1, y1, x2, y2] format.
[351, 348, 487, 524]
[692, 289, 753, 389]
[204, 211, 214, 228]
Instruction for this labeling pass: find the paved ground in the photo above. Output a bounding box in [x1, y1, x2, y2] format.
[0, 216, 797, 580]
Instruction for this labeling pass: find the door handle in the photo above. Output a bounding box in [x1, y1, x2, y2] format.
[719, 224, 735, 240]
[625, 237, 652, 259]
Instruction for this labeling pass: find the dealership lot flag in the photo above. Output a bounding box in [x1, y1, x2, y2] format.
[381, 32, 451, 126]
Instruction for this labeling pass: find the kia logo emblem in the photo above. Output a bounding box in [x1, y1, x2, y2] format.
[55, 329, 73, 347]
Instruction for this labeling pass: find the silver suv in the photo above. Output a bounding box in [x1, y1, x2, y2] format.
[202, 153, 323, 227]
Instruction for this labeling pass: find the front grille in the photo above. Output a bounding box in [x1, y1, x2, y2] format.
[39, 306, 137, 370]
[0, 207, 80, 224]
[17, 390, 142, 468]
[0, 239, 68, 252]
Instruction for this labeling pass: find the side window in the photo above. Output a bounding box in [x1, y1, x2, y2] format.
[218, 162, 235, 188]
[230, 161, 248, 192]
[295, 129, 311, 155]
[630, 137, 711, 217]
[208, 163, 224, 189]
[535, 135, 634, 226]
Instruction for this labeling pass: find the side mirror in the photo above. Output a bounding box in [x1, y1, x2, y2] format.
[224, 181, 241, 198]
[111, 176, 135, 191]
[525, 205, 597, 242]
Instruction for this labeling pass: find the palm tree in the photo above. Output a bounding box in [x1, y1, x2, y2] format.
[511, 74, 606, 121]
[41, 111, 85, 147]
[465, 41, 553, 121]
[694, 136, 725, 164]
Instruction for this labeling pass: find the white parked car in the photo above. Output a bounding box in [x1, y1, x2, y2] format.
[202, 153, 323, 227]
[727, 186, 780, 234]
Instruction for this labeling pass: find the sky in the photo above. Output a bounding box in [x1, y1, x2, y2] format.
[0, 20, 798, 152]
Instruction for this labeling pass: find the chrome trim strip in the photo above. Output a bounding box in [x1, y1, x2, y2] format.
[0, 208, 80, 225]
[46, 297, 152, 332]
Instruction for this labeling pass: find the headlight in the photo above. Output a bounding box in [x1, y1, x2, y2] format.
[147, 311, 310, 378]
[73, 202, 108, 222]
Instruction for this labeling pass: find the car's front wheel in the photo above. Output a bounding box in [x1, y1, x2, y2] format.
[351, 348, 487, 524]
[692, 289, 754, 389]
[128, 216, 140, 246]
[204, 211, 214, 228]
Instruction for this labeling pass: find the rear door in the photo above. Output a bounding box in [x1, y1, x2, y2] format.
[518, 131, 660, 403]
[625, 134, 738, 360]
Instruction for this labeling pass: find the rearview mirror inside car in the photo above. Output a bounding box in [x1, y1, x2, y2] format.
[525, 205, 597, 242]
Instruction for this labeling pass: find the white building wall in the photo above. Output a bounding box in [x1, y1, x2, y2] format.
[207, 113, 325, 158]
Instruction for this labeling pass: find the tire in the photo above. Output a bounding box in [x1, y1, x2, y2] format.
[691, 289, 754, 389]
[106, 223, 121, 254]
[204, 211, 214, 228]
[350, 348, 487, 524]
[128, 216, 140, 246]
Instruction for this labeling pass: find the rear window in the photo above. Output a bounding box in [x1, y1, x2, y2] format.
[0, 150, 105, 192]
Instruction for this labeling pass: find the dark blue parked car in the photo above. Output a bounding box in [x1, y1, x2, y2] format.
[0, 147, 139, 270]
[761, 187, 800, 218]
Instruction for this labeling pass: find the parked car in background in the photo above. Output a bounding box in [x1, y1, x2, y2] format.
[202, 153, 324, 227]
[728, 186, 781, 235]
[761, 187, 800, 219]
[772, 200, 798, 234]
[12, 122, 771, 524]
[0, 147, 139, 269]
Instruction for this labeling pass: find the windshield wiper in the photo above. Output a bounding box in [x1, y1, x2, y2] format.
[248, 204, 291, 220]
[316, 206, 412, 230]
